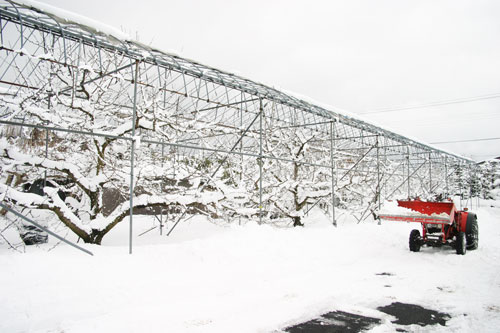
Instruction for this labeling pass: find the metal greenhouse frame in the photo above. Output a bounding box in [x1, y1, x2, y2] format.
[0, 0, 475, 253]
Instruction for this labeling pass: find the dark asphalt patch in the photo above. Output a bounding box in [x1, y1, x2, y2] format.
[377, 302, 451, 326]
[284, 310, 381, 333]
[283, 302, 451, 332]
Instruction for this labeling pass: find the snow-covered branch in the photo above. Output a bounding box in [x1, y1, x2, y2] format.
[1, 138, 106, 193]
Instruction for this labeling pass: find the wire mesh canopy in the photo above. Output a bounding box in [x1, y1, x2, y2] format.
[0, 0, 473, 162]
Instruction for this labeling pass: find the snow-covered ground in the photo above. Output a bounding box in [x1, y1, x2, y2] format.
[1, 202, 500, 332]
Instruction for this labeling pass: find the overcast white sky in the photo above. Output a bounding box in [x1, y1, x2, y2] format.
[33, 0, 500, 161]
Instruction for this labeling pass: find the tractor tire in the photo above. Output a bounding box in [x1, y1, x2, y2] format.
[466, 215, 479, 250]
[409, 229, 421, 252]
[456, 232, 467, 255]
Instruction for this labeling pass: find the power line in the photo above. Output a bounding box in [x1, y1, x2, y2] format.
[359, 93, 500, 115]
[471, 154, 499, 158]
[430, 137, 500, 144]
[383, 112, 500, 128]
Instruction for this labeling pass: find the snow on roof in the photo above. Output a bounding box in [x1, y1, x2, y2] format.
[280, 87, 473, 162]
[14, 0, 131, 42]
[6, 0, 473, 163]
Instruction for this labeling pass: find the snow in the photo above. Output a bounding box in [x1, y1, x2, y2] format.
[0, 138, 107, 192]
[233, 207, 258, 217]
[377, 200, 415, 215]
[13, 0, 181, 59]
[15, 0, 131, 41]
[279, 88, 472, 162]
[0, 183, 45, 206]
[1, 202, 500, 332]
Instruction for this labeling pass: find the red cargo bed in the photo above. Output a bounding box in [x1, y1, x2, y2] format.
[377, 200, 456, 225]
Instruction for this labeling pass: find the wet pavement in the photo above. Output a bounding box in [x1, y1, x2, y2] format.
[284, 310, 381, 333]
[377, 302, 451, 327]
[283, 302, 451, 332]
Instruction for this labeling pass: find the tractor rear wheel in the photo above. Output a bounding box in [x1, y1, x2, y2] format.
[466, 216, 479, 250]
[456, 232, 467, 255]
[409, 229, 421, 252]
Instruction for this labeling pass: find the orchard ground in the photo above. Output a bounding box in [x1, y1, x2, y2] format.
[1, 200, 500, 332]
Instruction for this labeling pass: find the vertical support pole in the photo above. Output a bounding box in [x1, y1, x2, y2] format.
[161, 139, 164, 168]
[407, 147, 410, 199]
[445, 156, 449, 196]
[259, 98, 263, 225]
[459, 162, 463, 209]
[360, 129, 365, 175]
[1, 17, 4, 46]
[468, 163, 473, 209]
[19, 15, 24, 49]
[129, 60, 139, 255]
[240, 92, 245, 183]
[44, 97, 51, 189]
[476, 162, 480, 208]
[194, 78, 201, 110]
[163, 69, 168, 110]
[239, 92, 244, 226]
[173, 146, 176, 179]
[330, 120, 337, 227]
[160, 209, 163, 236]
[174, 97, 180, 179]
[72, 40, 82, 103]
[383, 145, 387, 203]
[181, 70, 188, 97]
[376, 136, 381, 210]
[429, 152, 432, 196]
[98, 45, 103, 74]
[44, 128, 48, 188]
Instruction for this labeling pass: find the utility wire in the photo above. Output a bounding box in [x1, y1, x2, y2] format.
[359, 92, 500, 114]
[430, 137, 500, 144]
[471, 154, 499, 158]
[384, 112, 500, 128]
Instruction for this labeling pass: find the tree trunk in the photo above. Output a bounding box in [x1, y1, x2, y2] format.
[292, 216, 303, 227]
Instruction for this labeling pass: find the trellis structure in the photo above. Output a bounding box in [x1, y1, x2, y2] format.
[0, 1, 476, 253]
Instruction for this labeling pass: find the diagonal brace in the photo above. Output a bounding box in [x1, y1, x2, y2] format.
[0, 202, 93, 256]
[210, 110, 262, 179]
[338, 145, 375, 182]
[386, 159, 427, 198]
[194, 97, 260, 114]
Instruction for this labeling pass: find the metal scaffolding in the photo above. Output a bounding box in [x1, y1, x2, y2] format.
[0, 1, 475, 253]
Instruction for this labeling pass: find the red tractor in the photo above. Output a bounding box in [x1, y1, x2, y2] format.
[378, 200, 478, 255]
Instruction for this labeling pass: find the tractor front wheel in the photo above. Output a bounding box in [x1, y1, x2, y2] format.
[409, 229, 421, 252]
[456, 232, 467, 255]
